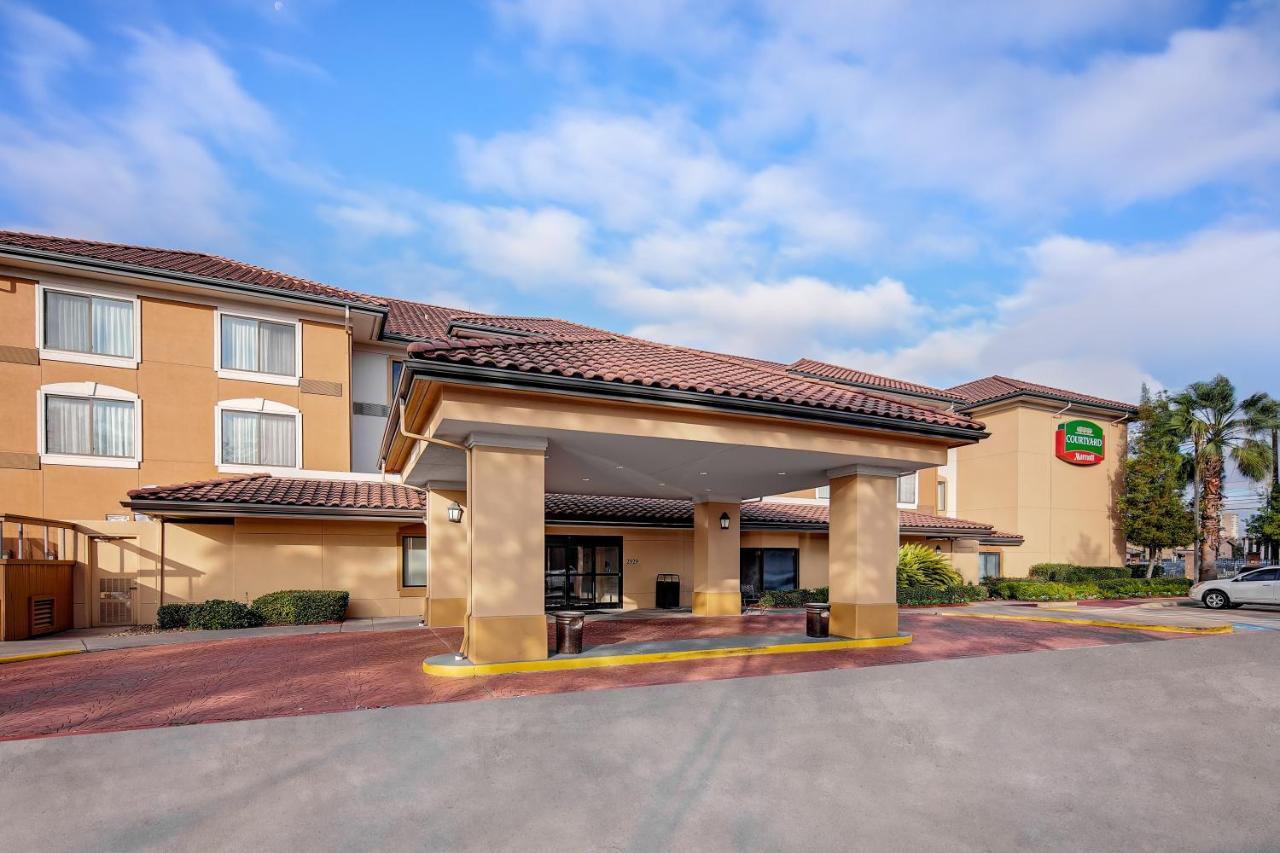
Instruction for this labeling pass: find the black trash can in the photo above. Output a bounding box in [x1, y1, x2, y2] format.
[805, 602, 830, 638]
[554, 612, 584, 655]
[655, 573, 681, 609]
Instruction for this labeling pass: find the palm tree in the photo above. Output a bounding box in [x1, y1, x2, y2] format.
[1168, 377, 1278, 581]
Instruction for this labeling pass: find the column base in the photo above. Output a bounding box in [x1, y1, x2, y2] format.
[466, 614, 549, 665]
[830, 602, 898, 639]
[693, 591, 742, 617]
[427, 596, 468, 628]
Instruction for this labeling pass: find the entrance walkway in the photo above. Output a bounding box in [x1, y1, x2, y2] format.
[0, 611, 1212, 742]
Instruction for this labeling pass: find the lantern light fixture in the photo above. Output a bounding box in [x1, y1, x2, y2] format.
[447, 501, 464, 524]
[719, 512, 731, 530]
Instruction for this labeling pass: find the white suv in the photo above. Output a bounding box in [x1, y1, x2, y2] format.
[1190, 567, 1280, 609]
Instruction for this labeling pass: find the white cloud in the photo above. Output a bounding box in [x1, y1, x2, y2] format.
[492, 0, 740, 56]
[430, 204, 594, 285]
[458, 111, 740, 229]
[622, 276, 921, 360]
[738, 165, 877, 258]
[2, 4, 89, 102]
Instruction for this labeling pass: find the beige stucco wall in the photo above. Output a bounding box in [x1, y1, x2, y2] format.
[0, 273, 353, 522]
[68, 516, 421, 627]
[955, 402, 1125, 576]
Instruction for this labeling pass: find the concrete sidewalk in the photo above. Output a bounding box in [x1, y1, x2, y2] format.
[0, 616, 422, 661]
[1, 629, 1274, 852]
[957, 598, 1280, 631]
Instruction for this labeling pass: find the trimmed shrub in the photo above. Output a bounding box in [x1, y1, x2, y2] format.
[898, 584, 989, 606]
[1028, 563, 1128, 583]
[898, 543, 963, 588]
[1096, 578, 1192, 599]
[187, 599, 265, 630]
[986, 576, 1192, 602]
[251, 590, 350, 625]
[155, 602, 196, 630]
[756, 587, 828, 608]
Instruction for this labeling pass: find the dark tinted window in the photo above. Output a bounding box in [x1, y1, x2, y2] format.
[1239, 569, 1279, 582]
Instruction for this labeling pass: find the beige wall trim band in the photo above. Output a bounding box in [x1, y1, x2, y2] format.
[0, 452, 40, 470]
[0, 345, 39, 365]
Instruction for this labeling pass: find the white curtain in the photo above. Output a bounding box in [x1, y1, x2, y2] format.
[45, 291, 91, 353]
[221, 316, 258, 371]
[258, 413, 296, 466]
[46, 396, 92, 455]
[897, 473, 917, 504]
[221, 410, 259, 464]
[93, 400, 134, 457]
[221, 410, 295, 466]
[92, 296, 134, 357]
[259, 321, 295, 375]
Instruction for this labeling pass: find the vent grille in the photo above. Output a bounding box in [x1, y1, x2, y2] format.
[30, 596, 55, 635]
[353, 402, 391, 417]
[300, 378, 343, 396]
[98, 578, 133, 626]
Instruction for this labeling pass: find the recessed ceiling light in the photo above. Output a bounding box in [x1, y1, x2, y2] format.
[581, 477, 590, 482]
[777, 472, 787, 475]
[615, 465, 624, 469]
[699, 471, 707, 475]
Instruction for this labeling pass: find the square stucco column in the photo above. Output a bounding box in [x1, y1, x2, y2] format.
[463, 435, 548, 665]
[828, 467, 900, 639]
[951, 538, 981, 584]
[692, 501, 741, 616]
[426, 487, 468, 627]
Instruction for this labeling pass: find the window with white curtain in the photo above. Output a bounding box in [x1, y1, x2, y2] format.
[896, 472, 918, 505]
[402, 536, 427, 588]
[219, 314, 296, 376]
[45, 395, 135, 457]
[43, 289, 134, 358]
[220, 410, 297, 467]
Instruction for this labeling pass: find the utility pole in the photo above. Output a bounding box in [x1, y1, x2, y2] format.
[1192, 435, 1202, 581]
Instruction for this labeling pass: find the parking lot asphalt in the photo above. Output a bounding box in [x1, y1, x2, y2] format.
[0, 629, 1274, 852]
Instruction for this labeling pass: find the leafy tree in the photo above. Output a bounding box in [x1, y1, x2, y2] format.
[1168, 377, 1278, 580]
[1247, 482, 1280, 562]
[1118, 390, 1196, 577]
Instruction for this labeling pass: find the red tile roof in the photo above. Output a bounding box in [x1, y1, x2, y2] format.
[947, 375, 1136, 412]
[124, 474, 424, 513]
[406, 335, 985, 434]
[0, 230, 384, 307]
[122, 477, 1021, 540]
[788, 358, 963, 402]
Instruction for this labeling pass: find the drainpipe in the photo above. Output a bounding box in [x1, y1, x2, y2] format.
[398, 399, 474, 657]
[158, 515, 166, 613]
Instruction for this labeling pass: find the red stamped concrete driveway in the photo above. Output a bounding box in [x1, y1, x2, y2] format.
[0, 611, 1193, 742]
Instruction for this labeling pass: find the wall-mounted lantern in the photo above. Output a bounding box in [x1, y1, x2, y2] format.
[719, 512, 731, 530]
[447, 502, 464, 524]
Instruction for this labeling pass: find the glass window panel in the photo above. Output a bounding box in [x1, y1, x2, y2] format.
[91, 296, 134, 357]
[44, 291, 92, 353]
[740, 549, 763, 597]
[391, 361, 404, 394]
[936, 480, 947, 512]
[402, 536, 427, 587]
[257, 413, 296, 467]
[92, 399, 134, 457]
[221, 315, 258, 371]
[258, 320, 295, 375]
[221, 410, 259, 464]
[762, 549, 799, 591]
[815, 485, 830, 499]
[545, 574, 567, 608]
[45, 395, 92, 455]
[595, 574, 620, 605]
[596, 547, 620, 575]
[567, 574, 594, 607]
[979, 553, 1002, 579]
[897, 473, 917, 504]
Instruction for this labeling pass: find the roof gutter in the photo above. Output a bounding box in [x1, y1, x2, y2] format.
[396, 360, 990, 445]
[0, 245, 388, 316]
[121, 500, 422, 522]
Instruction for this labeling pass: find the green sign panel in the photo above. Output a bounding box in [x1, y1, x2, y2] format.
[1056, 419, 1104, 465]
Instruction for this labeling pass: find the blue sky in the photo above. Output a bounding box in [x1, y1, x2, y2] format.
[2, 0, 1279, 413]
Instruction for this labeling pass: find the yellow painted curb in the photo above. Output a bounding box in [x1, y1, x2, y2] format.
[0, 648, 84, 665]
[423, 633, 913, 678]
[934, 611, 1233, 635]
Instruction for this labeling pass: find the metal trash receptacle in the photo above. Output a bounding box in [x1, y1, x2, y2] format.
[805, 602, 830, 638]
[655, 573, 681, 609]
[554, 612, 584, 654]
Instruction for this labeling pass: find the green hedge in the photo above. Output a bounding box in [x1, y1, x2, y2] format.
[1028, 563, 1129, 582]
[155, 603, 197, 630]
[898, 584, 989, 606]
[756, 587, 828, 607]
[186, 599, 265, 630]
[986, 577, 1192, 602]
[251, 590, 350, 625]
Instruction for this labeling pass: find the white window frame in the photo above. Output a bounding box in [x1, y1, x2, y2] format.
[896, 471, 919, 509]
[936, 478, 948, 513]
[215, 398, 303, 473]
[214, 308, 302, 386]
[37, 382, 142, 469]
[36, 282, 141, 369]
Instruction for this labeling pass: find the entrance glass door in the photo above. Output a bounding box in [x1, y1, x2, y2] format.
[546, 536, 623, 610]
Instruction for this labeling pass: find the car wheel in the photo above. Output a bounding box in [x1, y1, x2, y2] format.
[1202, 589, 1230, 610]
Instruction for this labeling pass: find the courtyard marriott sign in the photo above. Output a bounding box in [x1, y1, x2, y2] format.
[1055, 419, 1105, 465]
